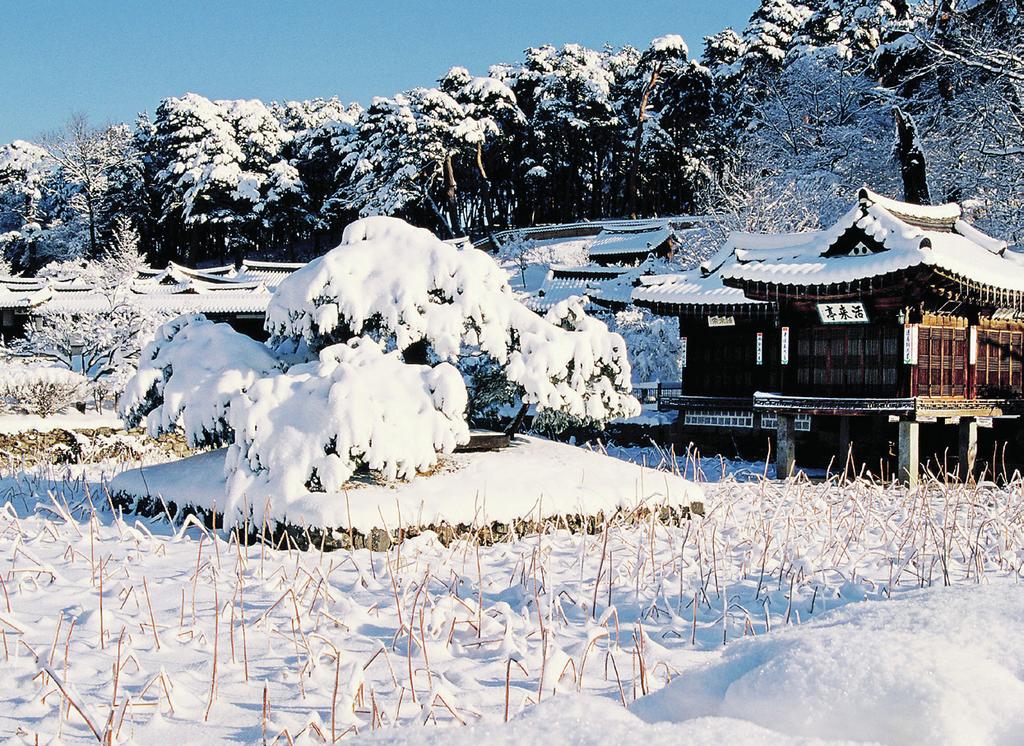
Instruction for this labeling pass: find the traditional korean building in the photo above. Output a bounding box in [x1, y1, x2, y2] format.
[635, 188, 1024, 483]
[586, 224, 678, 265]
[0, 260, 304, 341]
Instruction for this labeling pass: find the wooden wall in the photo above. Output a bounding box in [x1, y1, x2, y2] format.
[681, 313, 1024, 402]
[976, 321, 1024, 397]
[914, 324, 969, 398]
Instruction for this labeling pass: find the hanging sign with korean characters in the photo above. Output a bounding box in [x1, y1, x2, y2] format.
[816, 302, 869, 324]
[903, 323, 919, 365]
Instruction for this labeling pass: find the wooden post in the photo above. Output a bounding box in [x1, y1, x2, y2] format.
[898, 419, 919, 487]
[958, 417, 978, 482]
[776, 413, 796, 479]
[838, 416, 851, 477]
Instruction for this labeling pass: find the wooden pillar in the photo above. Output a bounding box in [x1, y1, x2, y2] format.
[776, 413, 796, 478]
[898, 419, 919, 487]
[838, 416, 851, 477]
[958, 417, 978, 482]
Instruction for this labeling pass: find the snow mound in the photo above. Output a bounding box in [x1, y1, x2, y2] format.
[224, 337, 469, 518]
[119, 314, 282, 447]
[110, 435, 702, 530]
[353, 694, 819, 745]
[630, 585, 1024, 745]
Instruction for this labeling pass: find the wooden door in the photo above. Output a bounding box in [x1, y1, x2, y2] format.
[915, 325, 968, 398]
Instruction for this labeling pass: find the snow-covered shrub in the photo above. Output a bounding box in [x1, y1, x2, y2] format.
[613, 308, 681, 384]
[224, 337, 469, 514]
[268, 216, 639, 425]
[119, 315, 283, 448]
[0, 361, 87, 416]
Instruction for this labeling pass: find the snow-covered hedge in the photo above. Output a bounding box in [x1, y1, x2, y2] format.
[0, 361, 88, 416]
[119, 315, 283, 448]
[224, 337, 469, 515]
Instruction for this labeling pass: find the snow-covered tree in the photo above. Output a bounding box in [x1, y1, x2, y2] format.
[702, 28, 746, 74]
[119, 217, 639, 516]
[279, 97, 362, 247]
[622, 35, 691, 217]
[149, 93, 303, 263]
[613, 308, 682, 384]
[791, 0, 904, 61]
[739, 0, 812, 76]
[41, 115, 134, 257]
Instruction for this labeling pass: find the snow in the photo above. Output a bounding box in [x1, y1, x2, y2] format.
[595, 441, 773, 481]
[632, 585, 1024, 745]
[110, 434, 702, 530]
[224, 337, 470, 521]
[498, 235, 591, 294]
[0, 411, 121, 434]
[650, 34, 689, 56]
[3, 457, 1024, 743]
[354, 694, 813, 745]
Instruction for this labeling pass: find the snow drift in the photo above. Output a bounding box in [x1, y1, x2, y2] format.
[631, 584, 1024, 745]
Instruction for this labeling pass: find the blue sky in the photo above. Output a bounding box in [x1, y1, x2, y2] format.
[0, 0, 756, 143]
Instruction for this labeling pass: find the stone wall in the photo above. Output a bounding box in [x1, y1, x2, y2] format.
[0, 427, 194, 467]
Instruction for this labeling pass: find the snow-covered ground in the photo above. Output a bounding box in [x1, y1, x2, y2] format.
[1, 455, 1022, 744]
[0, 410, 122, 435]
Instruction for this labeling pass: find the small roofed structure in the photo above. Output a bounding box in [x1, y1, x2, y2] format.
[586, 224, 678, 265]
[637, 188, 1024, 484]
[0, 259, 305, 341]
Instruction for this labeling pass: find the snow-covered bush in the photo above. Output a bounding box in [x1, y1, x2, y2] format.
[119, 315, 283, 448]
[224, 337, 469, 514]
[613, 308, 681, 384]
[267, 216, 639, 424]
[0, 361, 87, 416]
[119, 217, 639, 519]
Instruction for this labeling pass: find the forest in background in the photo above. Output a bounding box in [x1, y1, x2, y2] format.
[1, 0, 1023, 272]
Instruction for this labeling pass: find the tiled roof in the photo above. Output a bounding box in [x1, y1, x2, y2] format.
[0, 259, 304, 315]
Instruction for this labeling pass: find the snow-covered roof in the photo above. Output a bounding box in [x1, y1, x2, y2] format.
[0, 258, 303, 315]
[717, 188, 1024, 295]
[586, 225, 675, 260]
[235, 259, 306, 288]
[632, 268, 762, 309]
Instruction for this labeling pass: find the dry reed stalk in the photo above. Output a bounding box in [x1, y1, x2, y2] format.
[204, 584, 220, 721]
